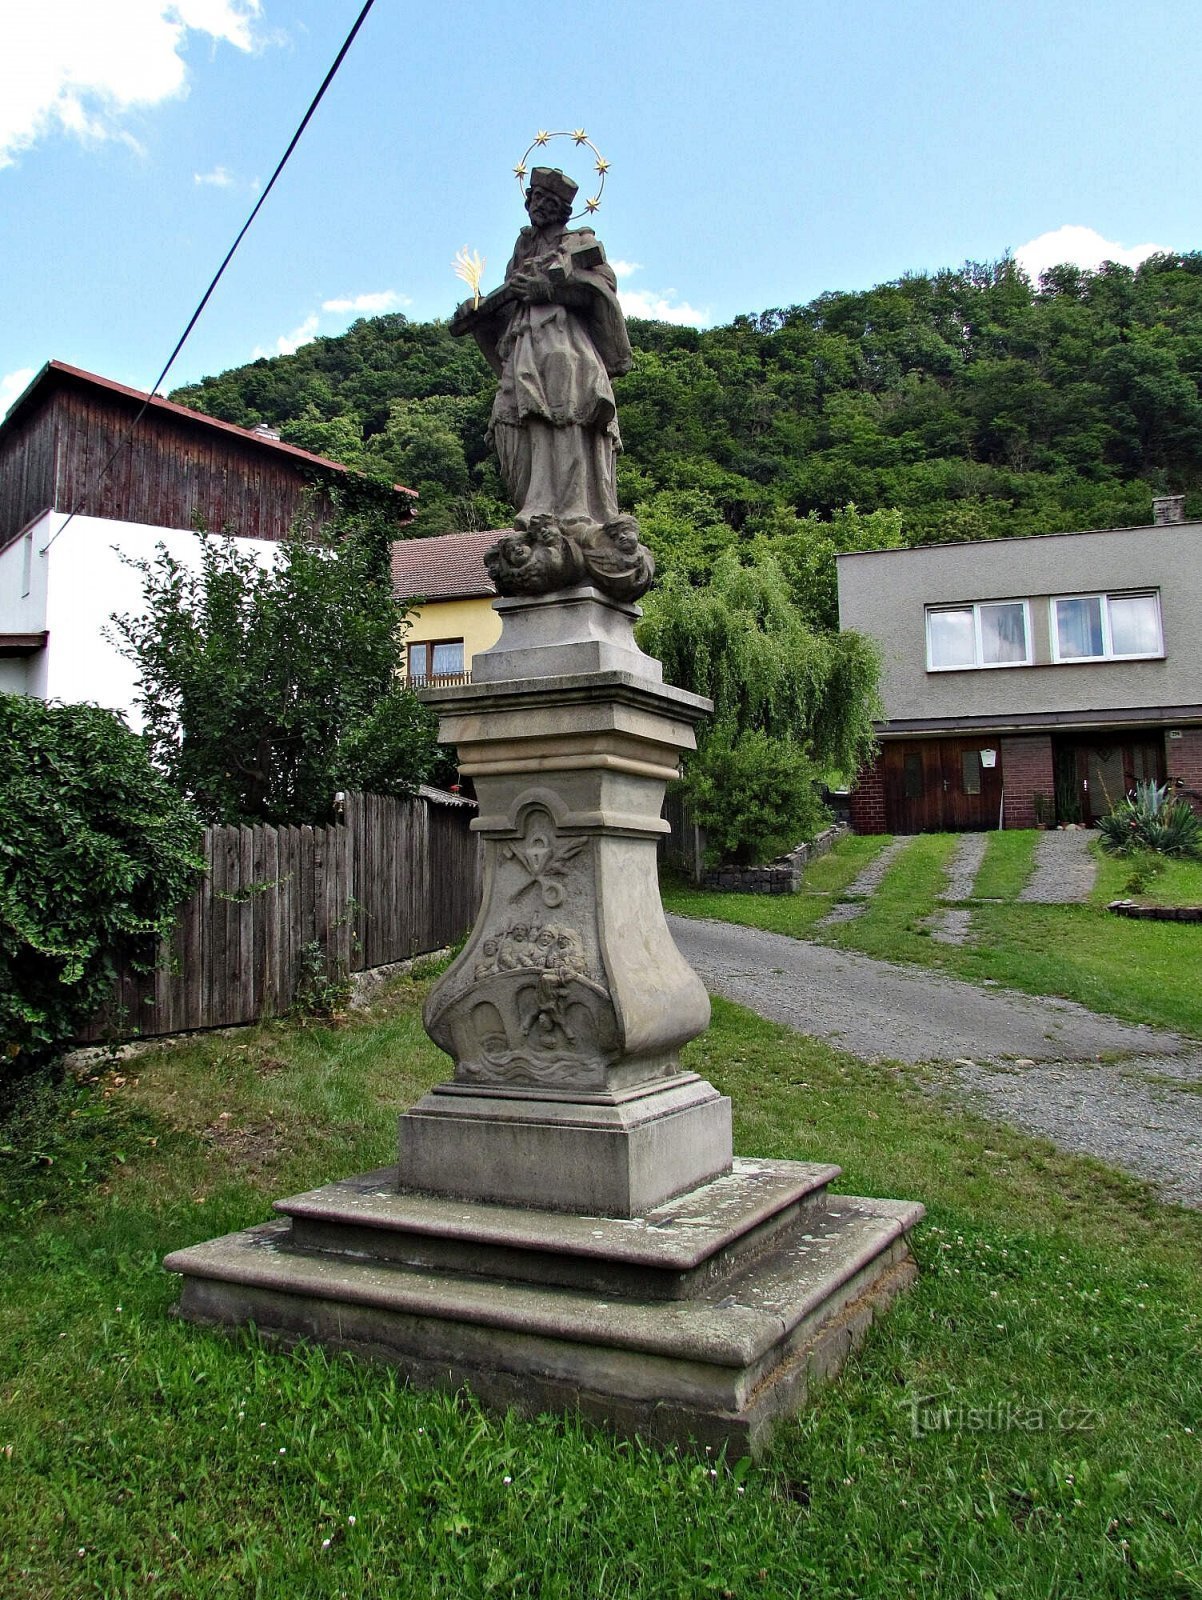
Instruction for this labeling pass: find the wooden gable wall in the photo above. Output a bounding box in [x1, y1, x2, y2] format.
[51, 388, 341, 542]
[0, 403, 57, 547]
[1, 381, 348, 548]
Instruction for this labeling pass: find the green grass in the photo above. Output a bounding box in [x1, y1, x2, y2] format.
[971, 829, 1039, 901]
[1093, 851, 1202, 907]
[2, 977, 1201, 1599]
[662, 832, 893, 937]
[666, 832, 1202, 1037]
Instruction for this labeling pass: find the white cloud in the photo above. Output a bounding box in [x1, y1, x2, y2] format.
[610, 260, 642, 280]
[321, 290, 411, 315]
[0, 367, 37, 419]
[0, 1, 261, 168]
[248, 290, 415, 363]
[618, 286, 709, 327]
[253, 314, 319, 359]
[1014, 225, 1168, 282]
[194, 164, 234, 187]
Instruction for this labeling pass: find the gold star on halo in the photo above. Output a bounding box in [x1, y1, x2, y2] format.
[594, 157, 610, 174]
[584, 195, 601, 212]
[572, 128, 588, 144]
[513, 161, 528, 179]
[533, 130, 550, 146]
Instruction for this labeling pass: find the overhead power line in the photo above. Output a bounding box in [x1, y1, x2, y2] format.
[42, 0, 378, 552]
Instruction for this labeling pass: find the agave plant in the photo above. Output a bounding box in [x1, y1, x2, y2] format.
[1096, 779, 1202, 858]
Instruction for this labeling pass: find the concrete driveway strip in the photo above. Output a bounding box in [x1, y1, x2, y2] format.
[668, 915, 1187, 1066]
[669, 915, 1202, 1208]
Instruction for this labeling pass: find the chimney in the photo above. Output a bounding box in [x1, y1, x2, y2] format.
[1152, 494, 1185, 525]
[251, 421, 281, 442]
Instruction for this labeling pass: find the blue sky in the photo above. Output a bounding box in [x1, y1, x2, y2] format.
[2, 0, 1200, 416]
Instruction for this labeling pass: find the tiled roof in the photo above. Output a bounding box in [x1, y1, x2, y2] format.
[391, 529, 499, 601]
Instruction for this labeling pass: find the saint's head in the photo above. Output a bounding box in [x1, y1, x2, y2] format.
[525, 167, 576, 230]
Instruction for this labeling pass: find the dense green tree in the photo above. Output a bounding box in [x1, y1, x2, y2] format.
[111, 514, 447, 826]
[170, 255, 1202, 565]
[0, 697, 202, 1078]
[637, 553, 881, 864]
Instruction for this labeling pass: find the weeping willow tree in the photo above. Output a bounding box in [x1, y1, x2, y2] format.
[637, 552, 881, 865]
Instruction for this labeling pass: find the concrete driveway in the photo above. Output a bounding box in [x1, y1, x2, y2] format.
[669, 914, 1202, 1209]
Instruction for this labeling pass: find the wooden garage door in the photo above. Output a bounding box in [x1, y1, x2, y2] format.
[882, 739, 1003, 833]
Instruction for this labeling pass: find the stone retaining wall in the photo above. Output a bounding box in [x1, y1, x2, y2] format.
[1108, 899, 1202, 922]
[701, 824, 848, 895]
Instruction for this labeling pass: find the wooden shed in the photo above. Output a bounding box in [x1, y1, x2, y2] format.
[0, 360, 415, 549]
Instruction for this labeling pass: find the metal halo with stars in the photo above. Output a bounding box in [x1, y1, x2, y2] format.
[512, 129, 610, 219]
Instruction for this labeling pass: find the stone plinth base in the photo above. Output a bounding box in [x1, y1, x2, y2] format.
[165, 1159, 923, 1457]
[398, 1074, 732, 1216]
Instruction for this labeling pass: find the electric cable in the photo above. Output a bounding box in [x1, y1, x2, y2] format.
[42, 0, 377, 552]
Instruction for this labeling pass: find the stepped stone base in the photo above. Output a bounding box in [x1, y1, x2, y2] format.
[164, 1158, 923, 1456]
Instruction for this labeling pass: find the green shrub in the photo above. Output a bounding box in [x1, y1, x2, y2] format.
[111, 521, 445, 826]
[638, 552, 879, 866]
[0, 696, 203, 1078]
[683, 730, 830, 867]
[1097, 779, 1202, 858]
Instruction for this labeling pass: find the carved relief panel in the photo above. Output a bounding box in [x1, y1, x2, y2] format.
[423, 805, 620, 1090]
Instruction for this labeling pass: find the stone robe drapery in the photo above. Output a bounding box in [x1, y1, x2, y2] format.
[470, 224, 633, 537]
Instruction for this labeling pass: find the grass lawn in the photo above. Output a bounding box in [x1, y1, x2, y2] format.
[2, 970, 1200, 1599]
[1096, 852, 1202, 908]
[664, 832, 1202, 1037]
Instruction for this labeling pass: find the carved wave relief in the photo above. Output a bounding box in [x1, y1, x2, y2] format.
[451, 919, 616, 1088]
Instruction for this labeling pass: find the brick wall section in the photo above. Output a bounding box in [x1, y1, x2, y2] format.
[999, 735, 1055, 828]
[849, 755, 887, 834]
[1166, 726, 1202, 816]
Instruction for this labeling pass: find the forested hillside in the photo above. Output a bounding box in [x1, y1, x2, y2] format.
[172, 253, 1202, 599]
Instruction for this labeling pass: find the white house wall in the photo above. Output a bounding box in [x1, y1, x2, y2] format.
[5, 511, 275, 728]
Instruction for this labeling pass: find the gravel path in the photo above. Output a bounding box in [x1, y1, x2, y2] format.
[928, 834, 989, 945]
[933, 1054, 1202, 1210]
[1019, 829, 1097, 903]
[669, 914, 1202, 1209]
[818, 837, 913, 926]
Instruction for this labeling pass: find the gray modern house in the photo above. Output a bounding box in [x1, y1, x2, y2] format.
[836, 501, 1202, 832]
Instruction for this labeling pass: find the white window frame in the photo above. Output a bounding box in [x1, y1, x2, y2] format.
[1049, 590, 1163, 664]
[925, 599, 1033, 672]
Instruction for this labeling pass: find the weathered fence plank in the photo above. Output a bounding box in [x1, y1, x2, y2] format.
[77, 792, 480, 1044]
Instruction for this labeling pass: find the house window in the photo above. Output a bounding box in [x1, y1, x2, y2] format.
[1050, 592, 1162, 662]
[407, 639, 465, 682]
[927, 600, 1031, 670]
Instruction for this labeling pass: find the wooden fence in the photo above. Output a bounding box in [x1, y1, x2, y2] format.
[79, 791, 482, 1043]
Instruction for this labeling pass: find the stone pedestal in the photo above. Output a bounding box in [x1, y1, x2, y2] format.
[400, 586, 731, 1216]
[165, 585, 923, 1454]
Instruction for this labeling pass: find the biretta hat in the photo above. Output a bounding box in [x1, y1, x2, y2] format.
[527, 167, 578, 204]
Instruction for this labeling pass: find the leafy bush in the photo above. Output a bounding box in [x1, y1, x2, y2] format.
[111, 516, 446, 826]
[0, 696, 203, 1078]
[1097, 780, 1202, 858]
[639, 552, 879, 865]
[683, 731, 830, 867]
[339, 688, 454, 797]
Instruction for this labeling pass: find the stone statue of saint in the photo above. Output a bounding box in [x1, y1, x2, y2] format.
[450, 166, 654, 601]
